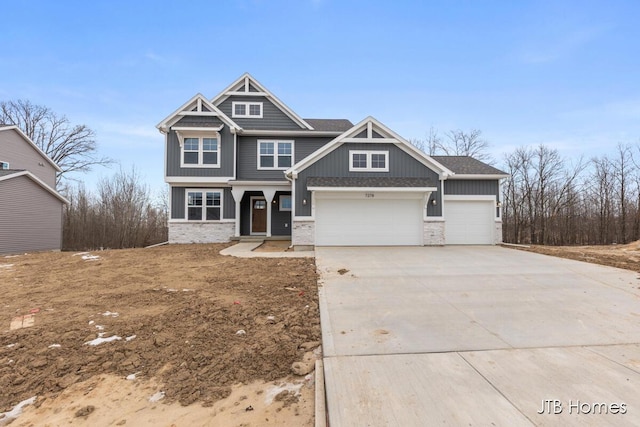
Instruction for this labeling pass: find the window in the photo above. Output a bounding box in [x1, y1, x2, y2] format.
[349, 150, 389, 172]
[279, 195, 292, 211]
[187, 190, 222, 221]
[232, 101, 263, 118]
[180, 135, 220, 167]
[0, 161, 9, 170]
[258, 140, 294, 170]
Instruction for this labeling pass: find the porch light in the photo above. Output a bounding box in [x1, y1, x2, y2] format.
[497, 201, 502, 208]
[430, 199, 437, 206]
[302, 199, 307, 205]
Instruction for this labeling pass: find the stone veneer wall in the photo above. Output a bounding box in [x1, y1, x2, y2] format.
[423, 220, 445, 245]
[494, 221, 503, 244]
[169, 222, 235, 244]
[292, 220, 315, 247]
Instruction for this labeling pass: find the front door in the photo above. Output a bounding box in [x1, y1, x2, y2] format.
[251, 197, 267, 234]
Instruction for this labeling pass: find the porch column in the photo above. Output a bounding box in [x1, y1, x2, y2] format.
[231, 188, 245, 238]
[263, 189, 276, 238]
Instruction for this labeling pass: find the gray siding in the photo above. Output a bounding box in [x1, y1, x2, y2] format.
[0, 176, 63, 254]
[295, 143, 441, 216]
[444, 180, 500, 198]
[237, 136, 332, 180]
[170, 186, 234, 220]
[239, 191, 291, 236]
[218, 96, 302, 130]
[0, 128, 58, 188]
[166, 121, 234, 177]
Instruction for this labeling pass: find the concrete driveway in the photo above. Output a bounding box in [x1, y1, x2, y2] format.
[316, 246, 640, 426]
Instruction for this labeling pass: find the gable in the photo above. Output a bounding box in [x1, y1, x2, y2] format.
[156, 94, 239, 133]
[0, 127, 60, 188]
[211, 73, 313, 130]
[0, 170, 69, 204]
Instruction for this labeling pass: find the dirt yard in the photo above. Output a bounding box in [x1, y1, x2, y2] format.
[0, 243, 320, 426]
[509, 240, 640, 272]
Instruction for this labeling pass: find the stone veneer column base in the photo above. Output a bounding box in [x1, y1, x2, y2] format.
[292, 220, 315, 249]
[423, 220, 445, 245]
[169, 222, 235, 244]
[494, 221, 503, 244]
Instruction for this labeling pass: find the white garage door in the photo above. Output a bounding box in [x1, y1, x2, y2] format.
[444, 200, 495, 244]
[315, 194, 423, 246]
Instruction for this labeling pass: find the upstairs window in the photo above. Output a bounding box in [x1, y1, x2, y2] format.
[187, 190, 222, 221]
[180, 135, 220, 168]
[258, 140, 294, 170]
[232, 101, 263, 118]
[349, 150, 389, 172]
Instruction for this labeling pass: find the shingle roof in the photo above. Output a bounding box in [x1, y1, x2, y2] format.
[304, 119, 354, 132]
[430, 156, 507, 175]
[307, 177, 434, 188]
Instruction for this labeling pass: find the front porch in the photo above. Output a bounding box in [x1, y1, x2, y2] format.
[230, 181, 292, 238]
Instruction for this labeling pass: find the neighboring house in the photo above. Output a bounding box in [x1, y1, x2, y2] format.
[0, 126, 69, 254]
[157, 73, 508, 248]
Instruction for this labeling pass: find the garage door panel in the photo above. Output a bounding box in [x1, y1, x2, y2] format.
[315, 197, 423, 246]
[445, 200, 494, 245]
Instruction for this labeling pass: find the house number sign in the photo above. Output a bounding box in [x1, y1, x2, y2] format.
[364, 193, 375, 198]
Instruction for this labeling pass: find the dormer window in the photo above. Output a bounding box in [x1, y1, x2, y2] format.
[349, 150, 389, 172]
[233, 102, 263, 118]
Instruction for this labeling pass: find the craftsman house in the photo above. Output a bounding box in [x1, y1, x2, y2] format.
[0, 126, 69, 254]
[157, 73, 507, 248]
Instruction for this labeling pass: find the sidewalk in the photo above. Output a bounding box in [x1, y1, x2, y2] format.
[220, 242, 314, 258]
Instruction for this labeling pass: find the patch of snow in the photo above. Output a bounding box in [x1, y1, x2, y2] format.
[148, 391, 165, 402]
[264, 382, 304, 405]
[102, 311, 119, 317]
[95, 325, 105, 331]
[3, 255, 20, 258]
[72, 252, 90, 256]
[0, 396, 37, 426]
[166, 288, 178, 292]
[126, 372, 141, 381]
[48, 344, 61, 349]
[125, 335, 137, 341]
[88, 320, 95, 325]
[81, 255, 100, 261]
[0, 264, 14, 269]
[235, 329, 246, 336]
[182, 288, 194, 292]
[97, 332, 105, 338]
[6, 343, 16, 349]
[84, 335, 122, 346]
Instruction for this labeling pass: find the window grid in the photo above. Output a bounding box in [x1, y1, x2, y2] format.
[258, 140, 293, 169]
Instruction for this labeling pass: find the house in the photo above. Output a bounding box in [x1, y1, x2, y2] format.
[156, 73, 508, 248]
[0, 126, 69, 254]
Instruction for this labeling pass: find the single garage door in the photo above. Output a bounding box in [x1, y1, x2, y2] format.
[444, 199, 495, 244]
[315, 193, 423, 246]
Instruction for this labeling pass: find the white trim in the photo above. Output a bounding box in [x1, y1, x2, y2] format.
[448, 174, 510, 179]
[285, 116, 454, 178]
[308, 186, 437, 193]
[228, 180, 290, 186]
[293, 216, 315, 221]
[0, 126, 62, 172]
[178, 133, 221, 168]
[185, 188, 224, 221]
[257, 139, 294, 170]
[279, 194, 292, 211]
[210, 73, 313, 130]
[165, 176, 234, 184]
[172, 125, 224, 132]
[239, 129, 342, 137]
[155, 93, 239, 133]
[232, 101, 263, 118]
[348, 150, 389, 172]
[0, 170, 69, 204]
[249, 196, 267, 235]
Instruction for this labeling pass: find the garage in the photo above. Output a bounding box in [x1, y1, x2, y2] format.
[444, 198, 495, 244]
[314, 192, 425, 246]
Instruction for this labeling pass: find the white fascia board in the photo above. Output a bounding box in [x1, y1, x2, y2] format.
[172, 125, 224, 132]
[211, 73, 313, 130]
[447, 174, 510, 180]
[239, 129, 343, 137]
[0, 170, 69, 204]
[0, 126, 62, 172]
[228, 180, 291, 186]
[156, 94, 240, 132]
[164, 176, 234, 185]
[308, 186, 437, 192]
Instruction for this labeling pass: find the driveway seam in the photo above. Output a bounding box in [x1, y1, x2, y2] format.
[457, 351, 536, 426]
[584, 345, 640, 375]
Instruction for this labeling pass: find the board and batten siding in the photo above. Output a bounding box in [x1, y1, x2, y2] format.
[237, 136, 332, 180]
[171, 187, 234, 220]
[0, 128, 58, 188]
[444, 180, 500, 199]
[295, 143, 442, 216]
[166, 121, 234, 177]
[217, 96, 302, 130]
[0, 176, 63, 254]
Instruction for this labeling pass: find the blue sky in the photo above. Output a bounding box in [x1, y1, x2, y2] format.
[2, 0, 639, 193]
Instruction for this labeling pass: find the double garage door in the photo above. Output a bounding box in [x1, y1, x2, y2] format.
[315, 193, 424, 246]
[314, 193, 496, 246]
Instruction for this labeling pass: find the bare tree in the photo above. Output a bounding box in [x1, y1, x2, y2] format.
[438, 129, 493, 163]
[0, 99, 111, 181]
[409, 126, 441, 154]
